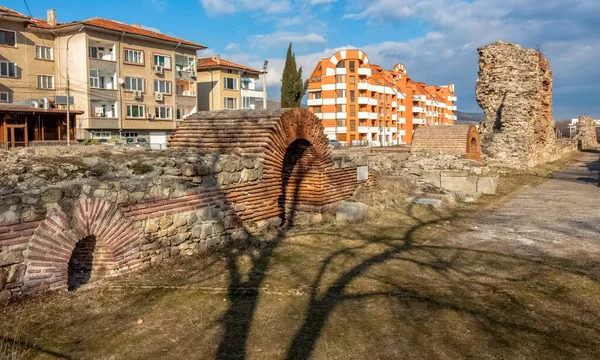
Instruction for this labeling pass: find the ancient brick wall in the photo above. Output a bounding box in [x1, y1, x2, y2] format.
[411, 125, 480, 160]
[0, 109, 370, 300]
[574, 115, 598, 150]
[476, 41, 564, 168]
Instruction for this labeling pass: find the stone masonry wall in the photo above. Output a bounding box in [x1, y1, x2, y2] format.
[476, 41, 563, 168]
[575, 115, 598, 150]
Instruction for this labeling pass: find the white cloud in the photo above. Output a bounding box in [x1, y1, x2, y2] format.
[249, 32, 326, 49]
[200, 0, 291, 15]
[224, 42, 239, 51]
[310, 0, 337, 4]
[140, 25, 162, 33]
[338, 0, 600, 117]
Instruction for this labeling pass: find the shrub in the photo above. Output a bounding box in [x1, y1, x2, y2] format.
[129, 161, 154, 175]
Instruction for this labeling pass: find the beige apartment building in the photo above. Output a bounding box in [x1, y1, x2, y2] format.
[197, 56, 267, 111]
[0, 6, 206, 145]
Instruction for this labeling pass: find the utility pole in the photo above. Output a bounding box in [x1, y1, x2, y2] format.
[66, 26, 84, 146]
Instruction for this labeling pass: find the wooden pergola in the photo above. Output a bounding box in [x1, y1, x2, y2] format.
[0, 106, 83, 150]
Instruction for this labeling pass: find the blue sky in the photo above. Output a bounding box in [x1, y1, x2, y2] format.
[9, 0, 600, 119]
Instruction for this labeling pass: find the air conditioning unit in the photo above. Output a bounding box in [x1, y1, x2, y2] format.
[133, 90, 142, 99]
[147, 113, 154, 120]
[154, 65, 164, 74]
[155, 93, 164, 101]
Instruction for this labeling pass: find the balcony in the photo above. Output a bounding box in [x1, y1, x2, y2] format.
[307, 99, 323, 106]
[88, 42, 116, 62]
[336, 112, 347, 119]
[448, 96, 457, 101]
[398, 117, 406, 124]
[390, 127, 398, 133]
[369, 113, 378, 120]
[413, 107, 426, 113]
[391, 114, 397, 121]
[176, 80, 196, 97]
[336, 97, 347, 104]
[391, 101, 397, 108]
[358, 126, 369, 133]
[358, 97, 369, 105]
[369, 98, 378, 106]
[398, 105, 406, 111]
[427, 111, 439, 117]
[358, 112, 370, 119]
[336, 83, 347, 90]
[358, 82, 369, 90]
[175, 55, 197, 80]
[412, 95, 426, 102]
[413, 118, 426, 125]
[89, 70, 117, 91]
[448, 105, 457, 111]
[335, 68, 347, 75]
[358, 67, 372, 76]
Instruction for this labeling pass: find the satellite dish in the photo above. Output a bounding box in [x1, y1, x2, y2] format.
[118, 77, 124, 85]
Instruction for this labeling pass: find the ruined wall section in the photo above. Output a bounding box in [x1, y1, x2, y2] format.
[476, 41, 560, 168]
[575, 115, 598, 150]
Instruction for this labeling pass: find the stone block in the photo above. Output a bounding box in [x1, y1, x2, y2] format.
[477, 176, 499, 194]
[422, 171, 441, 188]
[0, 251, 24, 267]
[181, 164, 197, 177]
[335, 202, 368, 224]
[440, 176, 478, 194]
[158, 217, 173, 229]
[41, 187, 63, 203]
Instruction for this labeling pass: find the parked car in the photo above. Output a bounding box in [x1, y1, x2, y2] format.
[126, 138, 150, 148]
[329, 139, 342, 148]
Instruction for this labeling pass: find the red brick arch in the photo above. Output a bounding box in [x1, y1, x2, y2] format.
[23, 199, 141, 293]
[170, 108, 369, 222]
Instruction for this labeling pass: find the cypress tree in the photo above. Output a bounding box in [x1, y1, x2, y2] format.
[280, 43, 308, 108]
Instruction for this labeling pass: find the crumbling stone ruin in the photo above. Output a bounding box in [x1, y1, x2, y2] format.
[0, 109, 371, 301]
[476, 41, 561, 168]
[574, 115, 598, 150]
[411, 125, 481, 160]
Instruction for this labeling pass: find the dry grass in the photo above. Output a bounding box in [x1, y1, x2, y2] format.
[1, 151, 598, 360]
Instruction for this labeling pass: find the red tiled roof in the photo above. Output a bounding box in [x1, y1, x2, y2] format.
[0, 6, 29, 19]
[197, 57, 262, 73]
[48, 18, 205, 48]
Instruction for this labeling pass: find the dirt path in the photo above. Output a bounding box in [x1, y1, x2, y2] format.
[453, 150, 600, 261]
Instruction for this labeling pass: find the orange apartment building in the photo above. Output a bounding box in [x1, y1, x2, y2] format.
[307, 49, 457, 145]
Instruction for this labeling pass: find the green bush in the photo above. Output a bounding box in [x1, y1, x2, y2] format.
[129, 161, 154, 175]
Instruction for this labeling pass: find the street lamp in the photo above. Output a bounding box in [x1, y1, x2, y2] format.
[66, 25, 85, 146]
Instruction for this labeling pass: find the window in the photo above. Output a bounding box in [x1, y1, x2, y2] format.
[312, 106, 322, 114]
[91, 131, 111, 140]
[336, 75, 345, 83]
[336, 104, 346, 112]
[0, 92, 8, 102]
[0, 30, 16, 46]
[37, 75, 54, 89]
[123, 132, 139, 138]
[224, 97, 237, 109]
[154, 80, 171, 94]
[224, 77, 237, 90]
[124, 49, 143, 64]
[350, 120, 356, 131]
[0, 61, 17, 77]
[126, 104, 145, 118]
[153, 54, 171, 69]
[350, 105, 356, 117]
[89, 69, 100, 88]
[35, 45, 53, 60]
[177, 108, 182, 120]
[378, 93, 383, 101]
[349, 76, 355, 87]
[313, 92, 322, 99]
[349, 61, 355, 73]
[336, 119, 346, 127]
[350, 90, 355, 102]
[336, 60, 345, 68]
[89, 46, 114, 60]
[155, 106, 172, 119]
[336, 89, 346, 98]
[125, 77, 144, 91]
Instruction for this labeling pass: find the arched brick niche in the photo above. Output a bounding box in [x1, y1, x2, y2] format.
[411, 125, 481, 160]
[169, 108, 369, 222]
[23, 199, 141, 294]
